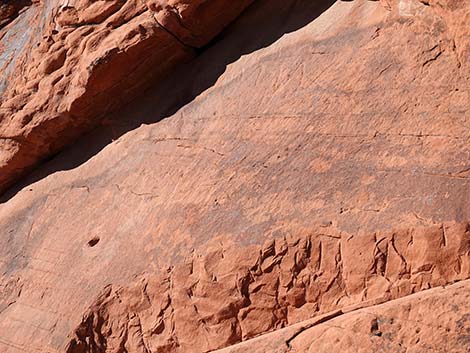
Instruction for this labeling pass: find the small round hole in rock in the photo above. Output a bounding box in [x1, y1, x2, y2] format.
[87, 237, 100, 247]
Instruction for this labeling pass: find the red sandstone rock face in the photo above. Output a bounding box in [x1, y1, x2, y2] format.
[215, 280, 470, 353]
[65, 222, 470, 352]
[0, 0, 469, 352]
[0, 1, 34, 28]
[0, 0, 253, 193]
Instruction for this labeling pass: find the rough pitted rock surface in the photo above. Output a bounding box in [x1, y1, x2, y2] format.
[65, 222, 470, 352]
[0, 0, 469, 352]
[0, 0, 253, 193]
[215, 280, 470, 353]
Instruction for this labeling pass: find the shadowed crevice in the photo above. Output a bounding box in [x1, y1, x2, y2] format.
[0, 0, 337, 203]
[0, 0, 32, 29]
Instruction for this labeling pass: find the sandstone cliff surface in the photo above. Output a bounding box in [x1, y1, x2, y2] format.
[65, 222, 470, 352]
[0, 0, 469, 352]
[0, 0, 253, 193]
[216, 279, 470, 353]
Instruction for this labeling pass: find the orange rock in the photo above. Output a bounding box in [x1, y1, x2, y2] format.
[64, 223, 470, 352]
[215, 280, 470, 353]
[0, 0, 469, 352]
[0, 0, 254, 193]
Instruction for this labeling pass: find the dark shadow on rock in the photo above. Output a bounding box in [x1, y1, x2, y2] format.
[0, 0, 32, 29]
[0, 0, 337, 203]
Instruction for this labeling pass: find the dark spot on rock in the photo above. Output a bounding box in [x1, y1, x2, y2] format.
[87, 237, 100, 247]
[370, 318, 382, 337]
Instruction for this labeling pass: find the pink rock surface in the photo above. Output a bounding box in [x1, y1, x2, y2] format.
[215, 279, 470, 353]
[0, 0, 469, 352]
[0, 0, 253, 193]
[65, 222, 470, 352]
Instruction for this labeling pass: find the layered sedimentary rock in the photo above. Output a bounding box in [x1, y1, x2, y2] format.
[0, 0, 254, 193]
[215, 279, 470, 353]
[65, 222, 470, 352]
[0, 0, 469, 352]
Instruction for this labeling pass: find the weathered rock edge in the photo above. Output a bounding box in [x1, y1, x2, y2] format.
[0, 0, 32, 28]
[0, 0, 254, 193]
[1, 0, 469, 195]
[213, 279, 470, 353]
[66, 222, 470, 352]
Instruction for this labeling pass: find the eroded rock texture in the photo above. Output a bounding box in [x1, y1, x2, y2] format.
[0, 0, 253, 193]
[0, 0, 32, 28]
[215, 279, 470, 353]
[0, 0, 469, 352]
[65, 222, 470, 352]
